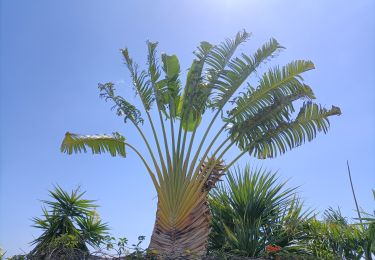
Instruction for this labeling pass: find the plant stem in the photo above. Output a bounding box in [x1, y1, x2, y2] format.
[146, 112, 167, 177]
[132, 121, 164, 183]
[186, 109, 223, 179]
[347, 160, 363, 225]
[125, 143, 159, 190]
[158, 110, 172, 173]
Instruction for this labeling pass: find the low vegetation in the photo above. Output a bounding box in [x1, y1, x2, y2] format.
[3, 169, 373, 259]
[208, 168, 374, 259]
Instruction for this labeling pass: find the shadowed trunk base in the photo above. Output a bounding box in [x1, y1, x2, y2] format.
[148, 158, 225, 259]
[148, 198, 211, 259]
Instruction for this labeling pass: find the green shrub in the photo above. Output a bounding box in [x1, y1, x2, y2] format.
[28, 186, 109, 259]
[303, 208, 366, 260]
[208, 165, 311, 258]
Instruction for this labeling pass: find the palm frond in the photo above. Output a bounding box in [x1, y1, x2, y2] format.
[60, 132, 126, 157]
[228, 86, 315, 142]
[227, 60, 316, 125]
[146, 41, 164, 109]
[178, 60, 206, 130]
[237, 102, 341, 159]
[177, 42, 215, 130]
[212, 37, 283, 108]
[122, 48, 154, 111]
[206, 30, 251, 84]
[194, 41, 214, 60]
[98, 82, 143, 125]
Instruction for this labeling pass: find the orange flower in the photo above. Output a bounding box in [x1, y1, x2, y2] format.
[265, 244, 282, 253]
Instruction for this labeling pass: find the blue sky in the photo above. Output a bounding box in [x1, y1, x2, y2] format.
[0, 0, 374, 256]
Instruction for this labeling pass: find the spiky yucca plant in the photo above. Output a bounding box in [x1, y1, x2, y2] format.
[208, 166, 312, 257]
[61, 31, 341, 258]
[30, 186, 108, 259]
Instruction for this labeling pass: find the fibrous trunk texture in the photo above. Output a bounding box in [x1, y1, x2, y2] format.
[148, 158, 225, 259]
[149, 198, 211, 259]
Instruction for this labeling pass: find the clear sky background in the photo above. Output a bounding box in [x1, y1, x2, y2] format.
[0, 0, 374, 256]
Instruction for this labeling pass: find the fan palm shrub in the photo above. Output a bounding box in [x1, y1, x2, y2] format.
[208, 165, 312, 258]
[29, 186, 109, 259]
[61, 30, 340, 257]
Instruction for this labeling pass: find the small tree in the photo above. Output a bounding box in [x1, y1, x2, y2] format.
[29, 186, 109, 259]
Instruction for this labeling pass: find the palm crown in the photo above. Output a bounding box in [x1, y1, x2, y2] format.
[61, 30, 341, 257]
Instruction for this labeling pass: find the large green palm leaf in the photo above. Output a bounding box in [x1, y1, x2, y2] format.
[61, 132, 126, 157]
[211, 37, 283, 108]
[230, 102, 340, 159]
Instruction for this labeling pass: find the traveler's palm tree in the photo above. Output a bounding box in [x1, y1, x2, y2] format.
[61, 31, 340, 257]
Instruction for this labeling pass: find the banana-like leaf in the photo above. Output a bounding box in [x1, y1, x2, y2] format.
[61, 132, 126, 157]
[160, 53, 181, 117]
[177, 95, 202, 131]
[178, 42, 214, 131]
[178, 71, 207, 131]
[162, 54, 180, 79]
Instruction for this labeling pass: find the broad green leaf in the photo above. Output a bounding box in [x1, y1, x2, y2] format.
[161, 54, 180, 79]
[61, 132, 126, 157]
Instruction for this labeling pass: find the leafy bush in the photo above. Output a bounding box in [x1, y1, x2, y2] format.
[303, 208, 366, 260]
[102, 235, 148, 259]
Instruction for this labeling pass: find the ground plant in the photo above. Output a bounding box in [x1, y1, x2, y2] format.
[208, 165, 312, 258]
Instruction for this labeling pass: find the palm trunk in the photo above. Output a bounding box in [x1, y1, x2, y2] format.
[148, 157, 225, 259]
[149, 197, 211, 258]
